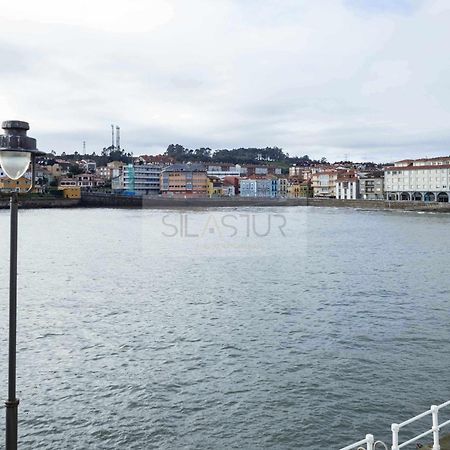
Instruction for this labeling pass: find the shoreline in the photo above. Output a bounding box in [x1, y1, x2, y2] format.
[2, 193, 450, 212]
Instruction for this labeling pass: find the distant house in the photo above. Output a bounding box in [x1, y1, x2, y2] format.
[207, 164, 242, 179]
[81, 160, 97, 173]
[0, 171, 32, 192]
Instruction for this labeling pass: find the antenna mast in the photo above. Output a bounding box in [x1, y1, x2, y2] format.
[116, 126, 120, 150]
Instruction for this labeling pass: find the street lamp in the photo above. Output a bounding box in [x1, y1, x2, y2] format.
[0, 120, 44, 450]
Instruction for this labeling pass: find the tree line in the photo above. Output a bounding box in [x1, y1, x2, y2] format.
[165, 144, 324, 166]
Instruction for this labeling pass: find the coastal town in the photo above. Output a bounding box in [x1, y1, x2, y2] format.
[2, 142, 450, 205]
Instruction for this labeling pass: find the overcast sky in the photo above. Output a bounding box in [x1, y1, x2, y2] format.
[1, 0, 450, 162]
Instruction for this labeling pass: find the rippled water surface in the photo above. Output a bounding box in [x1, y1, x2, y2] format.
[0, 207, 449, 449]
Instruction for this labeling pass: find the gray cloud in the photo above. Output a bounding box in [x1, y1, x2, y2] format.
[1, 0, 450, 162]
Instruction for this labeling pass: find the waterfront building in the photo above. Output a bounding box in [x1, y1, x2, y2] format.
[359, 175, 384, 200]
[160, 163, 208, 197]
[221, 178, 236, 196]
[121, 163, 162, 195]
[335, 175, 359, 199]
[287, 179, 313, 198]
[222, 176, 239, 196]
[240, 178, 263, 197]
[312, 169, 354, 198]
[277, 177, 289, 198]
[239, 177, 277, 197]
[59, 187, 81, 199]
[311, 170, 338, 197]
[207, 176, 223, 197]
[384, 156, 450, 202]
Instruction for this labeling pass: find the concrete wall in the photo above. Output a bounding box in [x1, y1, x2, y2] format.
[0, 196, 80, 209]
[3, 192, 450, 212]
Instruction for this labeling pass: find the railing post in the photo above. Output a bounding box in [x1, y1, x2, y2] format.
[391, 423, 399, 450]
[366, 434, 374, 450]
[431, 405, 441, 450]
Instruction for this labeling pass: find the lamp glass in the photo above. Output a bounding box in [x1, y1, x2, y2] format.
[0, 151, 31, 180]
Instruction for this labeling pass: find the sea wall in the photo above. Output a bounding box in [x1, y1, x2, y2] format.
[80, 193, 450, 211]
[0, 196, 80, 209]
[80, 193, 309, 208]
[2, 192, 450, 212]
[309, 198, 450, 212]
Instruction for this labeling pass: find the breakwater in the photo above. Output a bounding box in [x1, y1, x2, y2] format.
[0, 195, 80, 209]
[80, 193, 450, 212]
[2, 192, 450, 212]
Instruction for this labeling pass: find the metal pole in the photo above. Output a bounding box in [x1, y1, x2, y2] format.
[5, 191, 19, 450]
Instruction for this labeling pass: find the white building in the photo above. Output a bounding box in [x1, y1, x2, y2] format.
[335, 176, 359, 199]
[207, 164, 242, 179]
[240, 178, 271, 197]
[116, 163, 162, 195]
[384, 156, 450, 202]
[239, 177, 282, 197]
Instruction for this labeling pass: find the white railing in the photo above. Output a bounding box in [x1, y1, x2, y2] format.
[392, 400, 450, 449]
[340, 434, 374, 450]
[340, 400, 450, 450]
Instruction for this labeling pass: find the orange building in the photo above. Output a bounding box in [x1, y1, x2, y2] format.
[0, 175, 32, 192]
[160, 164, 207, 197]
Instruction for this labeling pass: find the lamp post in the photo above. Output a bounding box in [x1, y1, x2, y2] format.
[0, 120, 44, 450]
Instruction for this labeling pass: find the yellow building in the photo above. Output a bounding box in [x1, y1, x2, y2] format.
[60, 187, 81, 199]
[288, 179, 313, 198]
[207, 176, 223, 197]
[0, 176, 32, 192]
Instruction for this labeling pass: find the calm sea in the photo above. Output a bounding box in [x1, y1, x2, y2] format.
[0, 206, 449, 449]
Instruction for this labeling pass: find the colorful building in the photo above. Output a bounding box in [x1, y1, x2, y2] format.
[207, 176, 223, 197]
[288, 179, 313, 198]
[0, 173, 32, 192]
[160, 164, 208, 197]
